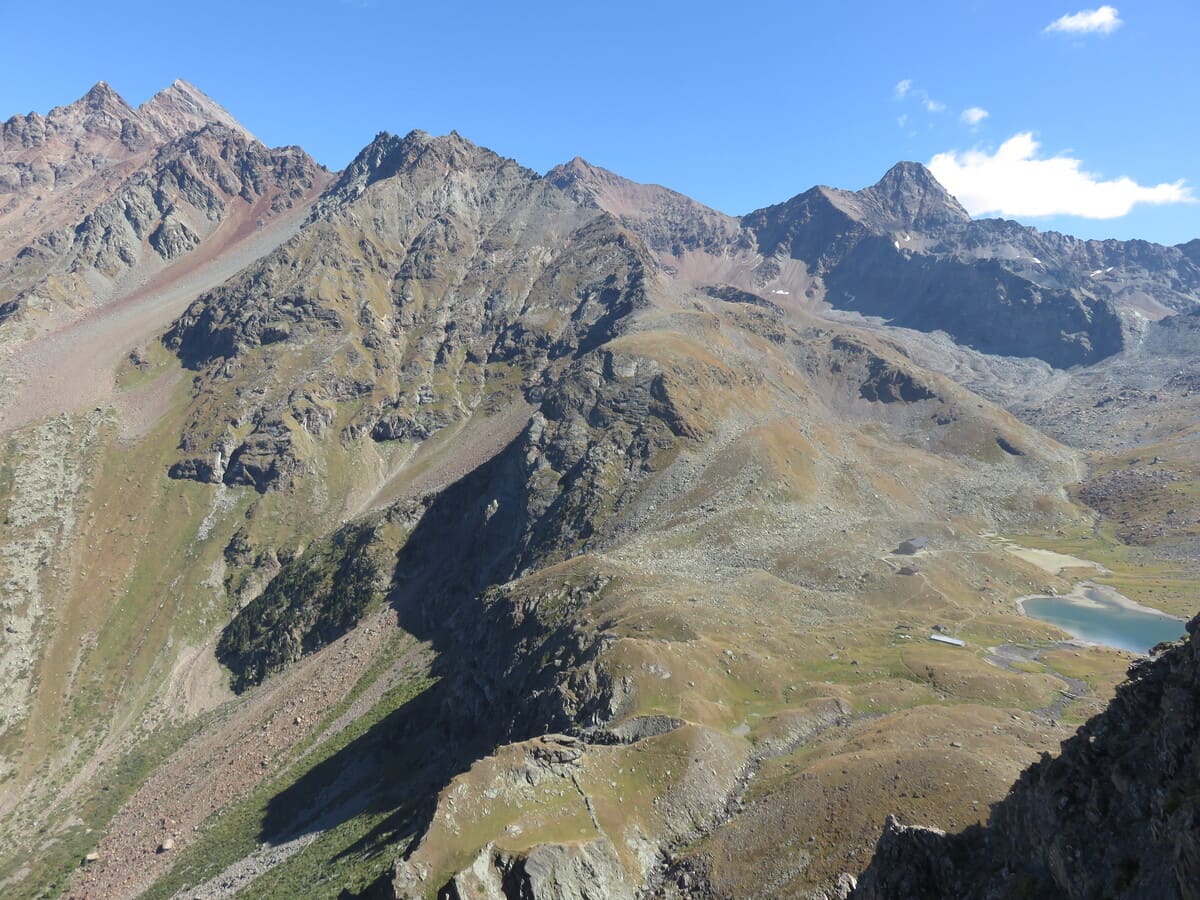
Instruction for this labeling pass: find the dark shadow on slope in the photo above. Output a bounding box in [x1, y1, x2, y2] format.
[567, 278, 644, 361]
[259, 425, 603, 868]
[257, 681, 494, 883]
[825, 236, 1125, 368]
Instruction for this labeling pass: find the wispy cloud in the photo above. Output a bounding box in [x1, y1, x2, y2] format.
[1044, 5, 1123, 35]
[894, 79, 944, 114]
[960, 107, 989, 128]
[928, 132, 1192, 219]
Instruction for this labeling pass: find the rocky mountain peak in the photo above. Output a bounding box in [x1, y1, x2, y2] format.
[559, 155, 592, 172]
[545, 156, 747, 257]
[39, 80, 141, 140]
[320, 128, 517, 211]
[549, 156, 608, 183]
[398, 128, 484, 168]
[348, 129, 482, 176]
[138, 79, 252, 142]
[545, 156, 619, 206]
[872, 160, 942, 192]
[78, 80, 127, 111]
[860, 160, 971, 231]
[2, 79, 248, 156]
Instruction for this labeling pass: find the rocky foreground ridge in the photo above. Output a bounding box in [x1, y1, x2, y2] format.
[854, 617, 1200, 899]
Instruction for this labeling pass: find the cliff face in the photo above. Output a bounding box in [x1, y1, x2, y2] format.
[854, 616, 1200, 900]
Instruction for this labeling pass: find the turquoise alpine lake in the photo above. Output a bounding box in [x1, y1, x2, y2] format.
[1021, 584, 1186, 655]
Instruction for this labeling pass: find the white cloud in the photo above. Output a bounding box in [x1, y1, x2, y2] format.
[928, 132, 1194, 219]
[894, 79, 912, 99]
[960, 107, 989, 127]
[923, 97, 945, 113]
[1044, 5, 1123, 35]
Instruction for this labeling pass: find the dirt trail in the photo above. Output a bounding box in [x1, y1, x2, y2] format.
[0, 185, 325, 437]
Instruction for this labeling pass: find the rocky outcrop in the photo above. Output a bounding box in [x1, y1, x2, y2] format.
[853, 616, 1200, 899]
[438, 837, 636, 900]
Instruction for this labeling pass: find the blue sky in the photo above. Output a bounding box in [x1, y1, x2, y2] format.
[2, 0, 1196, 243]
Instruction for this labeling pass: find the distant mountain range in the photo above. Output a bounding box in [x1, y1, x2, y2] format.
[552, 156, 1200, 367]
[5, 82, 1199, 368]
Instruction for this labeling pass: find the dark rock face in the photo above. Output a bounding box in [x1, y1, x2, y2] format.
[853, 618, 1200, 899]
[858, 354, 937, 404]
[217, 514, 402, 691]
[825, 336, 940, 406]
[826, 241, 1125, 368]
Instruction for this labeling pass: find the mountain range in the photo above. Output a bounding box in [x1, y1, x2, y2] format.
[0, 81, 1198, 900]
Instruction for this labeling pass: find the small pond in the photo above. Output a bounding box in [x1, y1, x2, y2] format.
[1021, 584, 1186, 654]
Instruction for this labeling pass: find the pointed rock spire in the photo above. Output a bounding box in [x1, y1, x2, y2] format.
[862, 161, 971, 230]
[80, 81, 124, 108]
[139, 80, 253, 142]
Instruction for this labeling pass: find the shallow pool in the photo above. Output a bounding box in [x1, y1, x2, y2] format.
[1021, 585, 1186, 654]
